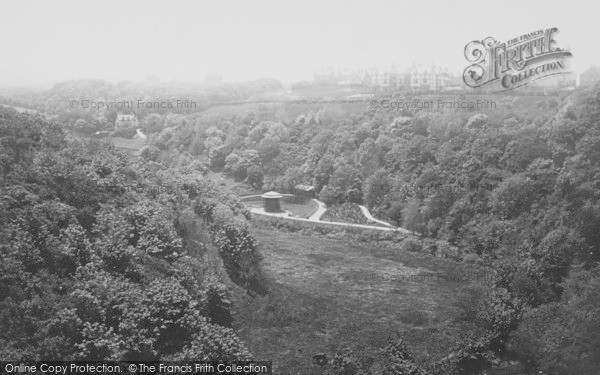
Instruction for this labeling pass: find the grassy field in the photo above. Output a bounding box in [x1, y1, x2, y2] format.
[108, 136, 146, 152]
[280, 196, 319, 218]
[232, 224, 492, 374]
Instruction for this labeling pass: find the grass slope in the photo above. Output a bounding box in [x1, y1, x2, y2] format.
[233, 225, 492, 374]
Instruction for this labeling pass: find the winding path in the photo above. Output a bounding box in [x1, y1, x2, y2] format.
[135, 128, 147, 140]
[241, 194, 409, 233]
[358, 205, 393, 227]
[308, 199, 327, 221]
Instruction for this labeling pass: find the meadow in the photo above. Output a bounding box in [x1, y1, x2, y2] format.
[232, 224, 492, 374]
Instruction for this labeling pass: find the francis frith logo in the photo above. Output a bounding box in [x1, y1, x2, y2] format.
[463, 27, 572, 91]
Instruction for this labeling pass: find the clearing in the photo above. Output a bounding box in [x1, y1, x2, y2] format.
[233, 225, 492, 374]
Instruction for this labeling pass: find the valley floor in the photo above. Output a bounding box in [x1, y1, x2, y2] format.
[233, 224, 492, 374]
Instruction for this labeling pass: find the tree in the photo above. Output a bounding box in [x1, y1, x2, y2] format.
[363, 169, 391, 209]
[141, 113, 164, 133]
[489, 174, 535, 219]
[402, 198, 425, 235]
[509, 267, 600, 375]
[0, 107, 261, 361]
[466, 113, 489, 129]
[320, 162, 363, 204]
[357, 138, 383, 178]
[245, 165, 263, 189]
[258, 137, 280, 162]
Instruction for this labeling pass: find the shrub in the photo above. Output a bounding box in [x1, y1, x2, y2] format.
[476, 288, 527, 351]
[509, 267, 600, 374]
[429, 332, 494, 375]
[210, 205, 265, 294]
[436, 241, 462, 261]
[322, 203, 368, 225]
[399, 238, 423, 253]
[175, 321, 252, 361]
[331, 347, 364, 375]
[381, 336, 424, 375]
[202, 280, 233, 328]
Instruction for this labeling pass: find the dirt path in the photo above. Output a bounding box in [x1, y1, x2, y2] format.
[358, 205, 393, 227]
[241, 194, 409, 233]
[307, 199, 326, 221]
[135, 128, 147, 140]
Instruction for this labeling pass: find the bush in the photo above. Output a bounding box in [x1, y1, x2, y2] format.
[322, 203, 369, 225]
[209, 205, 266, 294]
[381, 336, 424, 375]
[175, 321, 252, 361]
[429, 332, 494, 375]
[202, 280, 233, 328]
[509, 267, 600, 374]
[476, 288, 527, 351]
[399, 238, 423, 253]
[436, 241, 462, 261]
[331, 347, 364, 375]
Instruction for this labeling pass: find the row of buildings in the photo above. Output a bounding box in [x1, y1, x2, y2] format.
[314, 64, 600, 91]
[314, 64, 464, 92]
[366, 65, 464, 91]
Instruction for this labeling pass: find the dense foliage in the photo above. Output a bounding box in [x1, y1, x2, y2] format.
[0, 78, 282, 134]
[3, 82, 600, 373]
[0, 107, 264, 360]
[153, 88, 600, 374]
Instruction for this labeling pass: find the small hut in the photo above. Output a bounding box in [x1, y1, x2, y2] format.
[295, 184, 315, 198]
[261, 191, 283, 212]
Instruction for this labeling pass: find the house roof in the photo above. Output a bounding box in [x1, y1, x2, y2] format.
[581, 65, 600, 78]
[295, 184, 315, 191]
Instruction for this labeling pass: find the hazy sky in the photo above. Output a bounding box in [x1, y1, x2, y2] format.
[0, 0, 599, 87]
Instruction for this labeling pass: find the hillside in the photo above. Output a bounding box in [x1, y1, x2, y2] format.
[3, 85, 600, 373]
[234, 224, 492, 374]
[145, 86, 600, 374]
[0, 107, 264, 360]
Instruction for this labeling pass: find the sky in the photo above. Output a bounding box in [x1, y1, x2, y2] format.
[0, 0, 599, 88]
